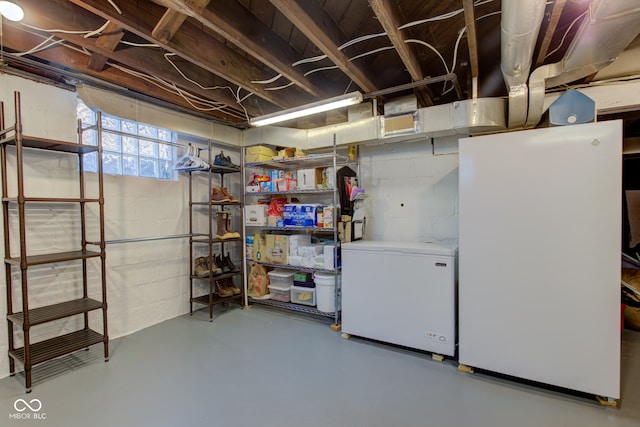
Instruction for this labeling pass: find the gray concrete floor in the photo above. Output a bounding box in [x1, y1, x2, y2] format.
[1, 306, 639, 427]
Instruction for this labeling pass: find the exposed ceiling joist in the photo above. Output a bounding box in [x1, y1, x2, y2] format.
[152, 0, 210, 44]
[368, 0, 434, 106]
[69, 0, 310, 110]
[462, 0, 479, 78]
[536, 0, 567, 66]
[88, 22, 124, 71]
[2, 23, 240, 124]
[270, 0, 380, 93]
[151, 0, 330, 99]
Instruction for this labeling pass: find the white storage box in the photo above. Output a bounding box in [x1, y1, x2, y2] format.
[291, 285, 316, 306]
[267, 269, 295, 287]
[297, 168, 316, 190]
[267, 283, 291, 302]
[245, 204, 268, 226]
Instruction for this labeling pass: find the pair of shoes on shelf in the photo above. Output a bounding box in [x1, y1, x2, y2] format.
[211, 187, 238, 203]
[194, 255, 222, 278]
[215, 277, 241, 297]
[216, 211, 241, 239]
[215, 253, 237, 273]
[214, 151, 239, 169]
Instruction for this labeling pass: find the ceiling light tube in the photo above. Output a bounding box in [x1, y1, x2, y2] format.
[0, 1, 24, 22]
[249, 91, 363, 127]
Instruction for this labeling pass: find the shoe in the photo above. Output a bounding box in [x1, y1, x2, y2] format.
[214, 151, 238, 168]
[211, 187, 231, 203]
[225, 214, 241, 239]
[225, 278, 241, 295]
[206, 255, 223, 275]
[223, 153, 239, 168]
[216, 254, 231, 273]
[215, 279, 234, 297]
[215, 211, 236, 240]
[194, 257, 209, 278]
[220, 187, 238, 203]
[223, 253, 237, 272]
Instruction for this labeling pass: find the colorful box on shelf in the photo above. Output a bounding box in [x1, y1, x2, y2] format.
[283, 204, 320, 227]
[246, 145, 277, 162]
[245, 204, 268, 226]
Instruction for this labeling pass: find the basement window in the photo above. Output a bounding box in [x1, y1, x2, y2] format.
[77, 99, 177, 180]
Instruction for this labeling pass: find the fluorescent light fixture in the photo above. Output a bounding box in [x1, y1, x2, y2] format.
[0, 1, 24, 22]
[249, 91, 363, 127]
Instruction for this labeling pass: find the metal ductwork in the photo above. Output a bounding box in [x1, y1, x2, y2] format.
[526, 0, 640, 128]
[500, 0, 547, 129]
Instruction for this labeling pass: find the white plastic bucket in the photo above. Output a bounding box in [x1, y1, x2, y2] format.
[315, 273, 340, 313]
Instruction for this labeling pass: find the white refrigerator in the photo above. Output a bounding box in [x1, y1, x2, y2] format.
[342, 241, 457, 356]
[458, 121, 622, 399]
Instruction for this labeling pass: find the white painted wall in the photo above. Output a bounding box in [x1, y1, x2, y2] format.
[0, 75, 241, 379]
[359, 137, 459, 243]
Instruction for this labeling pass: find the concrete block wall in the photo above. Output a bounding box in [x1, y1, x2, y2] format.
[359, 138, 459, 242]
[0, 75, 243, 379]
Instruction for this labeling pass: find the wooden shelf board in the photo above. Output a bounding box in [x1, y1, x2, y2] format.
[9, 329, 105, 366]
[7, 298, 103, 326]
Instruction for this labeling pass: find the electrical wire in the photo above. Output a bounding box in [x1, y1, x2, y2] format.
[349, 46, 395, 62]
[107, 0, 122, 15]
[84, 21, 110, 38]
[120, 41, 161, 48]
[545, 10, 589, 59]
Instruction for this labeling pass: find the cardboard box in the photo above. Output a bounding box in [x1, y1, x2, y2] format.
[297, 168, 316, 190]
[246, 145, 276, 162]
[245, 204, 268, 226]
[266, 234, 289, 264]
[252, 233, 268, 262]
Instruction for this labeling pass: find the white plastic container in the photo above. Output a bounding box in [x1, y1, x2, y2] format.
[267, 269, 295, 287]
[267, 283, 291, 302]
[290, 285, 316, 306]
[314, 272, 340, 313]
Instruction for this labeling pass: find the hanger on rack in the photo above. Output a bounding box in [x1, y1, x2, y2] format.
[174, 144, 210, 171]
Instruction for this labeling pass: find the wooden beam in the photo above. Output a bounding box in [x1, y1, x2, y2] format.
[88, 22, 124, 71]
[368, 0, 433, 106]
[152, 0, 210, 44]
[68, 0, 314, 109]
[151, 0, 330, 98]
[14, 0, 276, 118]
[536, 0, 567, 66]
[462, 0, 479, 78]
[270, 0, 379, 93]
[1, 24, 243, 124]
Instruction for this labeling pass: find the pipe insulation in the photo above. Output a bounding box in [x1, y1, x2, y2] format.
[501, 0, 547, 128]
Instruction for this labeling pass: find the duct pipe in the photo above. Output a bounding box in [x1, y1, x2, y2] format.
[501, 0, 547, 128]
[526, 0, 640, 128]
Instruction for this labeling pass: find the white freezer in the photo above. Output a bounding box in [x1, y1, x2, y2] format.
[458, 121, 622, 399]
[341, 240, 457, 356]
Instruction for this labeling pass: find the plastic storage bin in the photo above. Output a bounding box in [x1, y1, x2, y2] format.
[291, 286, 316, 306]
[268, 269, 295, 287]
[268, 283, 291, 302]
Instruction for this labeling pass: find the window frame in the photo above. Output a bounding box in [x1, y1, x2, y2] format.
[77, 99, 178, 181]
